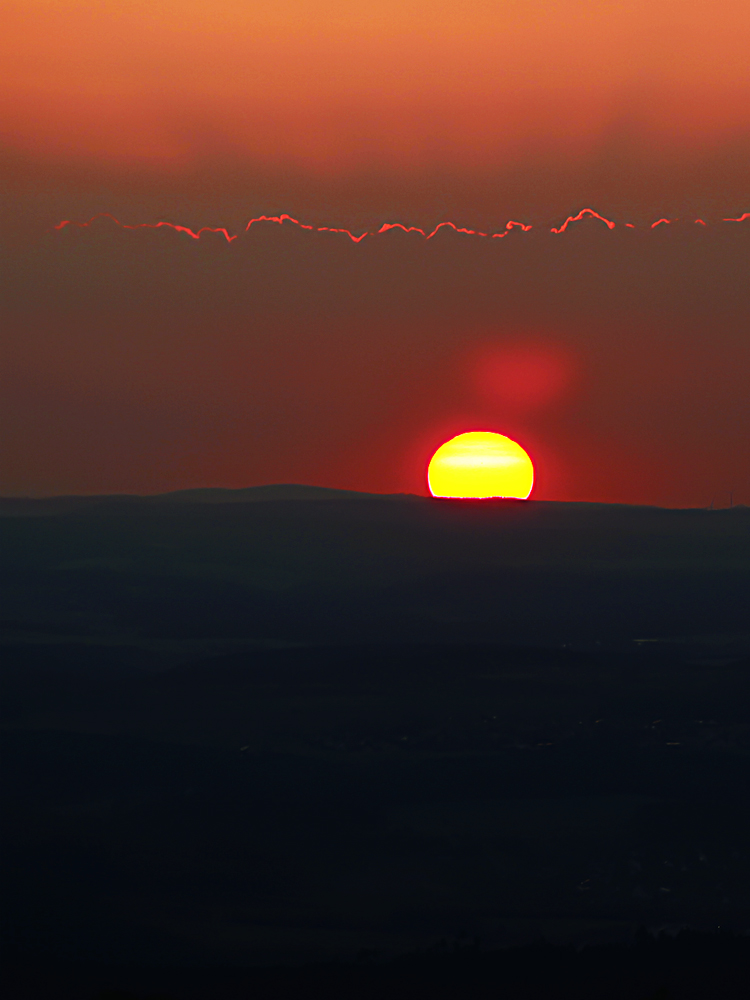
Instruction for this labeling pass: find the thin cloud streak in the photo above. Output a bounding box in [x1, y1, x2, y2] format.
[52, 209, 748, 245]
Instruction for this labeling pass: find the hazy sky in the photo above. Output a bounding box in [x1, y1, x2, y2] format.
[1, 1, 748, 504]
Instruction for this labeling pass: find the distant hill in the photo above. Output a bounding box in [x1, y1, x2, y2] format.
[149, 484, 414, 503]
[0, 483, 419, 517]
[4, 483, 742, 518]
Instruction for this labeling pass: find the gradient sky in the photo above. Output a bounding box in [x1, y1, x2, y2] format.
[1, 1, 748, 504]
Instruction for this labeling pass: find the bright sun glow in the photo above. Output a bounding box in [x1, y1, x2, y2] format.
[428, 431, 534, 499]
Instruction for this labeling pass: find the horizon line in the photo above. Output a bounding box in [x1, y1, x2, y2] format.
[1, 484, 745, 512]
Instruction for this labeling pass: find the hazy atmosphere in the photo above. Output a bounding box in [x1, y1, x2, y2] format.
[2, 4, 749, 999]
[3, 1, 749, 506]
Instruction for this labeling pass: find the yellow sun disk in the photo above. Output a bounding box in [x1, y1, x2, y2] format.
[428, 431, 534, 499]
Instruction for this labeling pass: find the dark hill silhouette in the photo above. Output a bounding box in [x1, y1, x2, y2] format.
[0, 483, 413, 517]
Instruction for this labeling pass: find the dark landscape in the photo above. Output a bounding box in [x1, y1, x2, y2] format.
[2, 488, 749, 997]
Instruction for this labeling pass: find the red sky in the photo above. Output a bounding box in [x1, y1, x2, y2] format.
[1, 1, 748, 504]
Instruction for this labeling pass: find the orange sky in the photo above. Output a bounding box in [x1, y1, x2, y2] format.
[3, 0, 750, 173]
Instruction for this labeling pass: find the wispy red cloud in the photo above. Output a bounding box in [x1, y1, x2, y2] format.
[52, 210, 748, 245]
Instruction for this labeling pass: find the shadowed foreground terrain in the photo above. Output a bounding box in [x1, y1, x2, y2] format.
[2, 488, 749, 996]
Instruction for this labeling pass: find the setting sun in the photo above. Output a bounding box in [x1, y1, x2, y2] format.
[427, 431, 534, 499]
